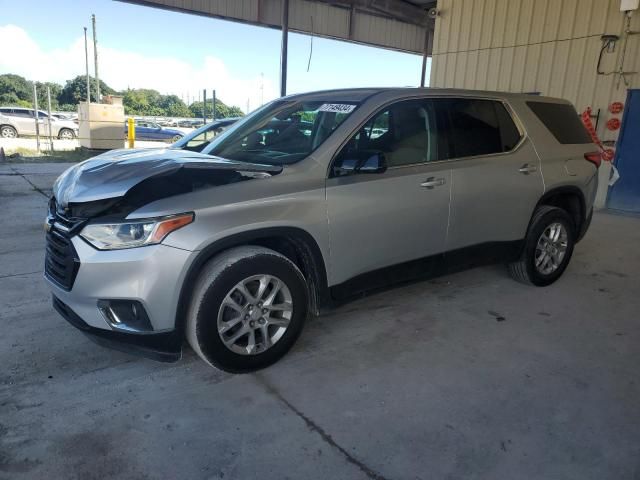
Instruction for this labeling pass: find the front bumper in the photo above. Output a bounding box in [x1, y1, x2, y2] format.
[53, 296, 181, 362]
[48, 237, 194, 331]
[46, 235, 197, 361]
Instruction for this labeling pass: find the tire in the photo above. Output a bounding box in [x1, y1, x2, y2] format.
[0, 125, 18, 138]
[170, 134, 182, 143]
[508, 206, 576, 286]
[186, 246, 309, 373]
[58, 128, 75, 140]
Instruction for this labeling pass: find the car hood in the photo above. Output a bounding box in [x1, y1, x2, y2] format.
[53, 148, 282, 208]
[55, 119, 78, 129]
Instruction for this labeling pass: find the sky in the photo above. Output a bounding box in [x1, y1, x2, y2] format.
[0, 0, 430, 112]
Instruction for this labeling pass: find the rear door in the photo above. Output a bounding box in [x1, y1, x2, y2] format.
[11, 108, 36, 135]
[326, 98, 452, 285]
[435, 98, 544, 250]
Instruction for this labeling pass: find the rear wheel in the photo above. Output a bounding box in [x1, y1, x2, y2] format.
[186, 246, 308, 373]
[171, 134, 182, 143]
[508, 206, 575, 286]
[1, 125, 17, 138]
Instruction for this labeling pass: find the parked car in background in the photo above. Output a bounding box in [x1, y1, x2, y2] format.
[124, 119, 184, 142]
[171, 117, 240, 152]
[0, 107, 78, 139]
[46, 88, 599, 373]
[51, 113, 77, 123]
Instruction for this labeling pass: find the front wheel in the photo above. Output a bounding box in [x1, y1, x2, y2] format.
[170, 134, 182, 143]
[58, 128, 75, 140]
[508, 206, 575, 286]
[186, 246, 308, 373]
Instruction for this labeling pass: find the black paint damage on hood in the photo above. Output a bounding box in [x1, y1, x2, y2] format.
[51, 148, 282, 219]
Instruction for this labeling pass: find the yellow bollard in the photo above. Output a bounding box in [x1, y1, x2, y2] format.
[127, 117, 135, 149]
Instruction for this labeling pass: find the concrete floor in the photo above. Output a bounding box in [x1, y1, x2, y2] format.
[1, 162, 639, 480]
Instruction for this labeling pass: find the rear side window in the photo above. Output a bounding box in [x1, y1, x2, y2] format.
[526, 101, 591, 144]
[435, 99, 521, 159]
[12, 109, 32, 118]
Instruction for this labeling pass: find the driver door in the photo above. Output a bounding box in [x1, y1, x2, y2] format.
[326, 98, 452, 286]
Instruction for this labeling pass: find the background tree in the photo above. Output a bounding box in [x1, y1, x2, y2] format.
[0, 74, 33, 107]
[35, 81, 63, 110]
[0, 72, 242, 119]
[58, 75, 114, 105]
[189, 99, 244, 119]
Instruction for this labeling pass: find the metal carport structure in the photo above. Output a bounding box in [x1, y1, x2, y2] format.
[118, 0, 437, 94]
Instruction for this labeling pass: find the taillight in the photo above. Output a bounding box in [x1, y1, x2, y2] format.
[584, 151, 602, 169]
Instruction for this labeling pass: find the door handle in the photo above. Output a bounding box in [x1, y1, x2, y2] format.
[420, 177, 446, 189]
[518, 163, 537, 174]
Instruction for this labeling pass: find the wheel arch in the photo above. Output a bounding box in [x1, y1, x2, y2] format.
[174, 226, 330, 334]
[535, 186, 587, 238]
[0, 124, 18, 135]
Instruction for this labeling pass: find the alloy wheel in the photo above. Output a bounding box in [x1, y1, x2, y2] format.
[1, 127, 17, 138]
[217, 274, 293, 355]
[534, 222, 568, 275]
[59, 129, 74, 140]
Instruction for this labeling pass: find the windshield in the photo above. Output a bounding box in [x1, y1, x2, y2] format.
[171, 119, 238, 152]
[201, 100, 359, 165]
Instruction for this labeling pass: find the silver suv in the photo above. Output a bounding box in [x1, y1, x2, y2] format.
[45, 88, 600, 372]
[0, 107, 78, 139]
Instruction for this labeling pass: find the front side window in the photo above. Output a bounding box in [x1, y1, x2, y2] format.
[333, 99, 440, 175]
[203, 100, 358, 165]
[435, 98, 521, 159]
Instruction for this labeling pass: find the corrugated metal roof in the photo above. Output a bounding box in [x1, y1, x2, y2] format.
[118, 0, 434, 55]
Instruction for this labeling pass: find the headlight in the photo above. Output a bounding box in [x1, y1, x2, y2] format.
[80, 213, 194, 250]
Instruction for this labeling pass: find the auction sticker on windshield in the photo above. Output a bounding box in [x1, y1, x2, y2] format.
[318, 103, 357, 114]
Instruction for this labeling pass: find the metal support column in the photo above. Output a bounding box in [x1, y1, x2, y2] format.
[280, 0, 289, 97]
[420, 27, 430, 87]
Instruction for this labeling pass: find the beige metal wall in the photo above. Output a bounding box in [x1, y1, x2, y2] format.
[430, 0, 640, 142]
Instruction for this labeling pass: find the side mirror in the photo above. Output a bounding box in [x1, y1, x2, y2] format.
[333, 151, 387, 177]
[358, 153, 387, 174]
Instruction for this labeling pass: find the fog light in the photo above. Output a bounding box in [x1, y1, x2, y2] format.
[97, 300, 153, 333]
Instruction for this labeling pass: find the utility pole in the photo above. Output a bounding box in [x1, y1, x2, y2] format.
[46, 86, 54, 153]
[32, 84, 40, 152]
[247, 98, 250, 114]
[260, 72, 264, 106]
[212, 89, 216, 121]
[203, 89, 207, 124]
[84, 27, 91, 102]
[91, 14, 100, 103]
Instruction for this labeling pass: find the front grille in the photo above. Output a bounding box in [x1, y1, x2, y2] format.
[45, 199, 84, 291]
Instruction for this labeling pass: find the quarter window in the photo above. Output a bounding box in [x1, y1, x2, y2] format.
[526, 101, 591, 144]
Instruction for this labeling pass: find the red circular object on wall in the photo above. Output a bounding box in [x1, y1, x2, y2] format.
[606, 118, 621, 131]
[609, 102, 624, 114]
[602, 148, 615, 162]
